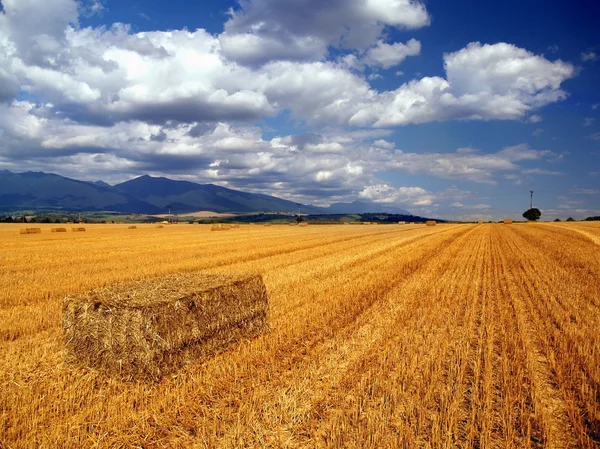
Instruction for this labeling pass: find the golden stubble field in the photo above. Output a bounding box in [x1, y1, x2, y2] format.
[1, 222, 599, 448]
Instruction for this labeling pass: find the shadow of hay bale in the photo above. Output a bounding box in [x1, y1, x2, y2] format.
[63, 273, 269, 382]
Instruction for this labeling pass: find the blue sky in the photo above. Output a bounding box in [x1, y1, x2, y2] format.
[0, 0, 599, 220]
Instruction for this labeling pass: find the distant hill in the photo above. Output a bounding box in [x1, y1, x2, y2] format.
[114, 175, 324, 214]
[91, 180, 111, 188]
[0, 171, 161, 213]
[0, 170, 415, 216]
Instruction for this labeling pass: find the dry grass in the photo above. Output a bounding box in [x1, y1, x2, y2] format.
[1, 222, 599, 448]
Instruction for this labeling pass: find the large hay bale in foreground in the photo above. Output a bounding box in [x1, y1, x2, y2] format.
[20, 228, 41, 234]
[72, 227, 86, 232]
[51, 227, 67, 232]
[426, 220, 437, 227]
[504, 218, 513, 224]
[63, 273, 269, 381]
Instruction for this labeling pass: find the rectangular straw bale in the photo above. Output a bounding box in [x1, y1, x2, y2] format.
[263, 223, 272, 227]
[298, 222, 308, 227]
[63, 272, 269, 381]
[20, 228, 41, 234]
[211, 224, 231, 231]
[231, 224, 240, 228]
[397, 221, 406, 225]
[51, 227, 67, 232]
[156, 225, 164, 228]
[128, 225, 137, 229]
[478, 220, 484, 225]
[503, 218, 513, 224]
[72, 227, 86, 232]
[426, 220, 437, 226]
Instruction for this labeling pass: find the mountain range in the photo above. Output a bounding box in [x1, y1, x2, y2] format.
[0, 170, 410, 215]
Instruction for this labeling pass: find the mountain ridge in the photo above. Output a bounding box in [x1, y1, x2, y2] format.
[0, 170, 411, 215]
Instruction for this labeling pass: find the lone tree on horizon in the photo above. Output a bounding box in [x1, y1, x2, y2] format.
[523, 190, 541, 221]
[523, 208, 541, 221]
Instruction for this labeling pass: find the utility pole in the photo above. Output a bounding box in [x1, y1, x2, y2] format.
[530, 191, 534, 209]
[168, 205, 171, 223]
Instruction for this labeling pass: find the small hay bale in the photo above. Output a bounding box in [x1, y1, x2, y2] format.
[20, 228, 41, 234]
[51, 227, 67, 233]
[299, 222, 308, 227]
[72, 227, 86, 232]
[503, 218, 513, 224]
[289, 222, 297, 226]
[397, 221, 406, 225]
[478, 220, 484, 225]
[211, 224, 231, 231]
[426, 220, 437, 227]
[128, 225, 137, 229]
[263, 223, 272, 227]
[231, 224, 240, 228]
[156, 225, 164, 228]
[63, 272, 269, 381]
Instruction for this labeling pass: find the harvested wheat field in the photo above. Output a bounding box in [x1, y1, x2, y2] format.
[1, 222, 599, 448]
